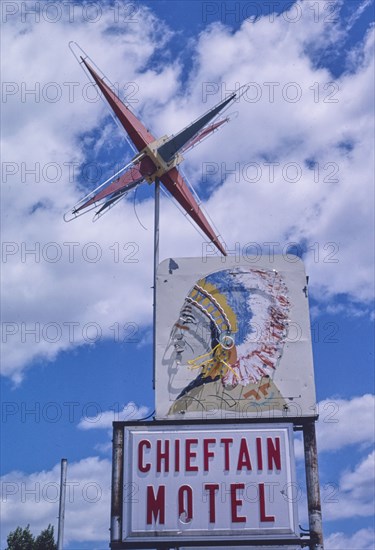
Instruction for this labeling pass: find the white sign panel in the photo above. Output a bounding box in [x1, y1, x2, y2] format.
[122, 423, 299, 545]
[156, 256, 316, 420]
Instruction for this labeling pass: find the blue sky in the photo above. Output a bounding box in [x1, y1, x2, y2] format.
[1, 0, 374, 548]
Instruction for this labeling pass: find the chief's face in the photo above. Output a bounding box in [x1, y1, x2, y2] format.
[166, 304, 214, 399]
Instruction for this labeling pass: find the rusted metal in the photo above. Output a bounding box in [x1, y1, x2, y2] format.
[303, 420, 324, 550]
[111, 424, 124, 542]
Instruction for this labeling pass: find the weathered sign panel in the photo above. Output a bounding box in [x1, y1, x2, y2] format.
[155, 256, 316, 420]
[122, 423, 299, 546]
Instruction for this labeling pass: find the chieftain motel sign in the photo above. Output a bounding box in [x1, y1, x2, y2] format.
[66, 44, 322, 550]
[120, 423, 299, 546]
[110, 256, 321, 549]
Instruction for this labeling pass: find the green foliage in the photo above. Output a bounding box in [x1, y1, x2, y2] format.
[34, 525, 57, 550]
[6, 525, 34, 550]
[6, 525, 57, 550]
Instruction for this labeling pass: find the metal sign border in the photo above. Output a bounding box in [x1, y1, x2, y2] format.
[110, 418, 314, 549]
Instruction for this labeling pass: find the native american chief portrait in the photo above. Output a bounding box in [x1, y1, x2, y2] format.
[161, 266, 291, 416]
[155, 257, 316, 420]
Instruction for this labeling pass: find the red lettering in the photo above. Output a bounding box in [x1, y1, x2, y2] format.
[203, 438, 216, 471]
[237, 438, 252, 471]
[175, 439, 180, 472]
[185, 438, 198, 472]
[156, 439, 170, 473]
[146, 485, 165, 524]
[256, 437, 263, 471]
[138, 440, 151, 473]
[205, 483, 219, 523]
[259, 483, 275, 522]
[267, 437, 281, 470]
[178, 485, 193, 521]
[230, 483, 246, 523]
[221, 438, 233, 471]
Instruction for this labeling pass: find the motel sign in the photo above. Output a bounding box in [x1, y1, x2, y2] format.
[66, 43, 323, 550]
[115, 422, 300, 548]
[110, 256, 322, 549]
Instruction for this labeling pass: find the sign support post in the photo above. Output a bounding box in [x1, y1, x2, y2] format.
[303, 420, 324, 550]
[111, 423, 124, 544]
[57, 458, 67, 550]
[152, 177, 160, 390]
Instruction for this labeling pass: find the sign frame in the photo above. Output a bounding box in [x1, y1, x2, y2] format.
[110, 419, 308, 549]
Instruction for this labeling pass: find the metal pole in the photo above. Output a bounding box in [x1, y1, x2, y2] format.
[110, 423, 124, 543]
[303, 420, 324, 550]
[153, 177, 160, 390]
[57, 458, 67, 550]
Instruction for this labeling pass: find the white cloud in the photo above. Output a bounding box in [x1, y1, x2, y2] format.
[178, 4, 374, 303]
[293, 395, 374, 526]
[294, 394, 375, 459]
[316, 394, 375, 452]
[1, 4, 182, 383]
[346, 0, 374, 31]
[340, 450, 375, 498]
[1, 0, 374, 382]
[326, 528, 375, 550]
[78, 401, 150, 430]
[324, 450, 375, 520]
[0, 456, 110, 547]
